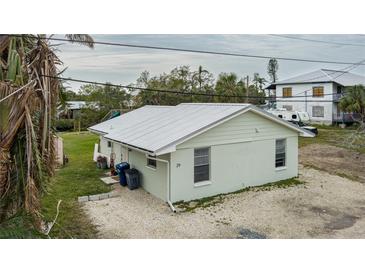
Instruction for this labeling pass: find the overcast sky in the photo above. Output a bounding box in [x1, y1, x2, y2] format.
[55, 34, 365, 91]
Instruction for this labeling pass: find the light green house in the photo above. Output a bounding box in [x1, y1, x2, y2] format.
[89, 103, 314, 211]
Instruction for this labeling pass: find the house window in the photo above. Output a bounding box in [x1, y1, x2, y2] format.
[283, 105, 293, 111]
[312, 106, 324, 117]
[147, 155, 157, 168]
[275, 139, 286, 168]
[282, 87, 292, 98]
[337, 85, 342, 94]
[312, 86, 324, 97]
[194, 147, 210, 183]
[107, 141, 112, 148]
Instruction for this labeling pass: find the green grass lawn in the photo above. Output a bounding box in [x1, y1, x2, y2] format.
[41, 132, 111, 238]
[0, 132, 110, 239]
[299, 126, 365, 154]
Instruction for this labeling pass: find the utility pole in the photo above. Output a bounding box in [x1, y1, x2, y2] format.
[246, 75, 249, 103]
[305, 90, 308, 112]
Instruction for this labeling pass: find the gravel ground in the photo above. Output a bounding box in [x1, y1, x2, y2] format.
[83, 166, 365, 239]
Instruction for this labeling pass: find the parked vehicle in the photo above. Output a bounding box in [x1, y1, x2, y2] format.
[267, 108, 318, 135]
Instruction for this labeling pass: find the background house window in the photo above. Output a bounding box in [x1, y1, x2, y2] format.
[282, 87, 292, 98]
[275, 139, 286, 168]
[107, 141, 112, 148]
[312, 106, 324, 117]
[147, 155, 157, 168]
[282, 105, 293, 111]
[194, 147, 210, 183]
[312, 86, 324, 97]
[337, 85, 342, 94]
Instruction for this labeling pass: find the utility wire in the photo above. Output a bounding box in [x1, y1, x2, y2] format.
[269, 34, 365, 48]
[43, 74, 343, 102]
[11, 34, 365, 66]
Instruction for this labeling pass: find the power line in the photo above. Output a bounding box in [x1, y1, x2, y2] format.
[269, 34, 365, 48]
[44, 74, 343, 102]
[11, 34, 365, 66]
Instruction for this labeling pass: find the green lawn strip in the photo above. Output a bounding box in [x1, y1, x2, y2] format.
[0, 213, 45, 239]
[299, 128, 365, 154]
[175, 177, 303, 212]
[41, 132, 111, 239]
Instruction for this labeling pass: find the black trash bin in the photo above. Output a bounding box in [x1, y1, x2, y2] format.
[125, 168, 140, 190]
[115, 162, 130, 186]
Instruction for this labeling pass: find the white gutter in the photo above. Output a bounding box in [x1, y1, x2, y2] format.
[146, 154, 176, 213]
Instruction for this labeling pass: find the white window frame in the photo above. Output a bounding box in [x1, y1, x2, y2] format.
[194, 147, 210, 184]
[146, 154, 157, 169]
[312, 106, 324, 118]
[282, 87, 292, 98]
[312, 86, 324, 97]
[275, 139, 286, 169]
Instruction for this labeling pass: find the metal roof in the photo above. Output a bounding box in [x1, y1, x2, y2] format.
[89, 103, 314, 155]
[266, 69, 365, 89]
[88, 105, 172, 135]
[66, 101, 87, 110]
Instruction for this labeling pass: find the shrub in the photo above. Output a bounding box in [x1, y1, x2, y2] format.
[55, 119, 74, 131]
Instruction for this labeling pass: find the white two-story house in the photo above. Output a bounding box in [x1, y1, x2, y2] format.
[266, 69, 365, 124]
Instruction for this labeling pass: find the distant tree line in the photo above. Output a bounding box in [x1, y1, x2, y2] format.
[61, 65, 271, 108]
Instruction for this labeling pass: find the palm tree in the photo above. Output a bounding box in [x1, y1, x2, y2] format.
[0, 34, 94, 227]
[339, 85, 365, 149]
[193, 65, 208, 91]
[339, 85, 365, 125]
[215, 73, 245, 103]
[267, 58, 279, 83]
[253, 73, 267, 91]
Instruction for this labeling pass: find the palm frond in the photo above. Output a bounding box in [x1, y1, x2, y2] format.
[64, 34, 94, 49]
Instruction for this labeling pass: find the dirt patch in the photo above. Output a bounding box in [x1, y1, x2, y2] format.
[300, 144, 365, 183]
[237, 228, 267, 239]
[325, 214, 359, 230]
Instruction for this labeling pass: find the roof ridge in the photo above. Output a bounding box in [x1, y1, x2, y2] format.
[179, 103, 250, 106]
[320, 69, 334, 81]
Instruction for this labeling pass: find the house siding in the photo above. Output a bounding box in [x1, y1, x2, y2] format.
[177, 111, 297, 148]
[275, 82, 334, 124]
[99, 135, 112, 156]
[99, 139, 168, 201]
[128, 149, 168, 201]
[97, 110, 299, 203]
[170, 111, 298, 202]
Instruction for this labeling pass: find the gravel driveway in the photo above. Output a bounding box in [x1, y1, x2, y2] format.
[83, 166, 365, 239]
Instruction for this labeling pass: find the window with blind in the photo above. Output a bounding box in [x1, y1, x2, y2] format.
[282, 87, 292, 97]
[275, 139, 286, 168]
[312, 86, 324, 97]
[194, 147, 210, 183]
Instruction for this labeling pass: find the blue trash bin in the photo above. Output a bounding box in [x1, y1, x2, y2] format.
[115, 162, 130, 186]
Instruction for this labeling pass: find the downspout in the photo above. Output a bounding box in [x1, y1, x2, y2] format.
[146, 154, 176, 213]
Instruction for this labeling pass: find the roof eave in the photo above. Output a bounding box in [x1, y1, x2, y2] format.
[88, 128, 108, 135]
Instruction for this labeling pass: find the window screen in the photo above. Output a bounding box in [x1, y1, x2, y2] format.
[194, 148, 210, 183]
[147, 155, 157, 168]
[312, 106, 324, 117]
[275, 139, 286, 168]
